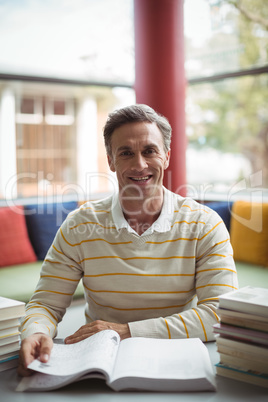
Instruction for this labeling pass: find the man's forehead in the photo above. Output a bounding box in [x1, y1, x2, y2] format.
[113, 121, 160, 134]
[111, 122, 163, 147]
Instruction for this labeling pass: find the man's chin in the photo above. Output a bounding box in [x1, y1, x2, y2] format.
[119, 182, 163, 200]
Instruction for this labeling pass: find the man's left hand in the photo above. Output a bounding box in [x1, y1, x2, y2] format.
[64, 320, 131, 344]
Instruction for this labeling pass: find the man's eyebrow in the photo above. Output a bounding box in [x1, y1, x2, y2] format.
[116, 143, 160, 153]
[143, 143, 160, 149]
[117, 145, 132, 152]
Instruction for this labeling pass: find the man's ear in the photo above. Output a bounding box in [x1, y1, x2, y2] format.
[107, 154, 116, 172]
[164, 150, 171, 170]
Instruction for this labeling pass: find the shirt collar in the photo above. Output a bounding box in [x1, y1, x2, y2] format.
[111, 187, 174, 236]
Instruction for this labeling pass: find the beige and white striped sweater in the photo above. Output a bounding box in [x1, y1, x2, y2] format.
[21, 190, 238, 342]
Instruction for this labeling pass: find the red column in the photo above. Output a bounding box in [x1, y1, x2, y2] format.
[134, 0, 187, 196]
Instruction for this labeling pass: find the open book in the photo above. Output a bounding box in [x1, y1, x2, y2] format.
[17, 330, 216, 392]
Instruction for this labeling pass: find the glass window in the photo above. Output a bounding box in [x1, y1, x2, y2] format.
[20, 98, 35, 114]
[184, 0, 268, 78]
[0, 0, 135, 201]
[0, 0, 266, 201]
[0, 83, 135, 200]
[15, 96, 77, 198]
[184, 0, 268, 199]
[0, 0, 134, 84]
[186, 73, 268, 197]
[53, 100, 65, 116]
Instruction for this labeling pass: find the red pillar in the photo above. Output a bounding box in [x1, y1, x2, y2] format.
[134, 0, 187, 196]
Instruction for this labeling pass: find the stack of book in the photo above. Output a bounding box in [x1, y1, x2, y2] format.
[213, 286, 268, 388]
[0, 296, 25, 372]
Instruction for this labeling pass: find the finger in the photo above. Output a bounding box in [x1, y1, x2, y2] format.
[65, 330, 94, 344]
[65, 334, 89, 344]
[39, 335, 53, 362]
[17, 340, 37, 377]
[65, 324, 98, 344]
[18, 334, 53, 377]
[20, 338, 38, 369]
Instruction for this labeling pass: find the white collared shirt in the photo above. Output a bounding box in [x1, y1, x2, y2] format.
[111, 187, 175, 236]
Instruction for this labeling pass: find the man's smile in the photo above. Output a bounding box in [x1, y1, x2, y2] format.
[129, 175, 152, 182]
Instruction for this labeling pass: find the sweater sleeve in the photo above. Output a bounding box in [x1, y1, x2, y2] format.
[128, 211, 238, 341]
[20, 216, 84, 340]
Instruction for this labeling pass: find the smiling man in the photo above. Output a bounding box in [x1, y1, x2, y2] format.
[107, 120, 170, 235]
[18, 104, 238, 376]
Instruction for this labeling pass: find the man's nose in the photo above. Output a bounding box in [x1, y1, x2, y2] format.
[131, 153, 148, 171]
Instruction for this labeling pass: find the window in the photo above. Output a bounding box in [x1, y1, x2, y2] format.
[0, 0, 265, 201]
[0, 0, 135, 201]
[45, 98, 74, 126]
[15, 96, 77, 197]
[16, 97, 43, 125]
[0, 84, 135, 200]
[184, 0, 268, 199]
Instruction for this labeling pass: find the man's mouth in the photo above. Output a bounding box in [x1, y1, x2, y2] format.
[130, 175, 152, 182]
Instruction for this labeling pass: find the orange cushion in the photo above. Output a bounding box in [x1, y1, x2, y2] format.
[0, 206, 37, 267]
[230, 201, 268, 267]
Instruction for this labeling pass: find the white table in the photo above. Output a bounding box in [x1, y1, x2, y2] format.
[1, 342, 267, 401]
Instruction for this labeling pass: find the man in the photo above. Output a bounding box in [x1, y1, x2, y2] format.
[18, 104, 238, 376]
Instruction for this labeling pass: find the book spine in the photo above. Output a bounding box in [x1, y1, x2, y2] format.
[215, 364, 268, 388]
[0, 354, 19, 364]
[216, 345, 265, 363]
[220, 317, 268, 332]
[219, 353, 268, 374]
[219, 300, 268, 318]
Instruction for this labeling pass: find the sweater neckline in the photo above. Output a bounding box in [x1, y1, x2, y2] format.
[120, 228, 156, 246]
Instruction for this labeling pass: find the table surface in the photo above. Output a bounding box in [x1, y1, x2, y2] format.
[1, 342, 267, 401]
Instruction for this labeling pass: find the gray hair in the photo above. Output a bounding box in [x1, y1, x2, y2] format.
[103, 104, 172, 156]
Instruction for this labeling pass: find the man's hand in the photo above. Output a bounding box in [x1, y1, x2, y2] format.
[17, 333, 53, 377]
[64, 320, 131, 344]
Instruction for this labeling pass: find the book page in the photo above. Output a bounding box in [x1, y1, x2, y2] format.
[28, 330, 120, 377]
[16, 369, 110, 392]
[110, 337, 215, 388]
[17, 372, 86, 392]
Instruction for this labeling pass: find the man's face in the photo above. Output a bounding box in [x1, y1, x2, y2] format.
[107, 122, 170, 202]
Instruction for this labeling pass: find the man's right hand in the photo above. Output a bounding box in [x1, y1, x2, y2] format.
[17, 333, 53, 377]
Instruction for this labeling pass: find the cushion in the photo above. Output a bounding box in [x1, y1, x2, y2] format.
[0, 261, 84, 303]
[0, 261, 42, 302]
[205, 201, 233, 232]
[78, 200, 86, 207]
[24, 201, 78, 260]
[230, 201, 268, 267]
[0, 206, 37, 267]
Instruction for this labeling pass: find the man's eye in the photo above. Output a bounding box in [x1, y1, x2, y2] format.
[144, 148, 155, 155]
[120, 151, 132, 156]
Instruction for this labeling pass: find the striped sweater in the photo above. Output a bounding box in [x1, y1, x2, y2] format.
[20, 189, 238, 342]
